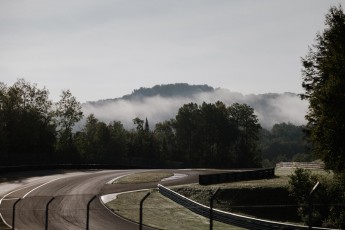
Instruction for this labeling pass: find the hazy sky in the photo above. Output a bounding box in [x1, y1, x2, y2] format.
[1, 0, 343, 102]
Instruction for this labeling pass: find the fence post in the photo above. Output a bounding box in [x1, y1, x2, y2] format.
[12, 198, 21, 230]
[210, 188, 220, 230]
[139, 192, 151, 230]
[86, 195, 97, 230]
[45, 197, 55, 230]
[308, 181, 320, 230]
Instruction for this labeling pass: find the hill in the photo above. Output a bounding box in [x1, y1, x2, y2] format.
[82, 83, 307, 129]
[87, 83, 214, 105]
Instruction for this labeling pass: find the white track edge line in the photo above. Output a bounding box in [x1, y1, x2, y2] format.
[0, 177, 64, 229]
[99, 189, 158, 230]
[22, 177, 63, 198]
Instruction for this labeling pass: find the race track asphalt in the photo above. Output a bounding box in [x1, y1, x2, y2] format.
[0, 169, 205, 230]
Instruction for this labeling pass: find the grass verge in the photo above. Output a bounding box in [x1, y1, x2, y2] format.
[113, 172, 174, 184]
[107, 168, 331, 227]
[106, 190, 245, 230]
[170, 167, 332, 223]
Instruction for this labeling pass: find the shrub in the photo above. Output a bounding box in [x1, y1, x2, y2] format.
[288, 168, 345, 228]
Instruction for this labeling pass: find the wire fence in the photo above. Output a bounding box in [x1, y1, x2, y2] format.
[0, 194, 103, 230]
[0, 190, 343, 230]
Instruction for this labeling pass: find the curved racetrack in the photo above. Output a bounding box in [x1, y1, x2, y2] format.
[0, 169, 202, 230]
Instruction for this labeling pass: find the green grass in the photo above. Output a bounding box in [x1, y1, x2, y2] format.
[169, 167, 332, 223]
[107, 168, 332, 227]
[106, 190, 245, 230]
[113, 172, 174, 184]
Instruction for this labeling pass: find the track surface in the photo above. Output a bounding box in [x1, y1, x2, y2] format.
[0, 169, 203, 230]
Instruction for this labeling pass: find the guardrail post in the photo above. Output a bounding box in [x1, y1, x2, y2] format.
[139, 192, 151, 230]
[12, 198, 21, 230]
[308, 181, 320, 230]
[86, 195, 97, 230]
[210, 188, 220, 230]
[45, 197, 55, 230]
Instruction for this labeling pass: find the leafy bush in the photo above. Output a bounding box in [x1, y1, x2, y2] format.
[288, 168, 345, 228]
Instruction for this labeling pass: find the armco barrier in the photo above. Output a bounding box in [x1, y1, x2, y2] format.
[158, 184, 336, 230]
[199, 168, 275, 185]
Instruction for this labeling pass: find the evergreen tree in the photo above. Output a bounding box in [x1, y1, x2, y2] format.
[301, 5, 345, 173]
[145, 117, 149, 132]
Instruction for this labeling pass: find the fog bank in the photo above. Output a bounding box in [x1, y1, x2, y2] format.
[81, 89, 308, 130]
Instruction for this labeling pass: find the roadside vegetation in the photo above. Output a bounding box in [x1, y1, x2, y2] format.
[106, 189, 244, 230]
[106, 168, 330, 228]
[0, 79, 311, 170]
[297, 5, 345, 228]
[289, 168, 345, 228]
[171, 168, 330, 223]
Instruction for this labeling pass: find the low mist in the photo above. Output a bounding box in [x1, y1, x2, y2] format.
[81, 88, 308, 130]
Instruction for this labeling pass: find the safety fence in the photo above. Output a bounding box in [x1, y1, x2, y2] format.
[199, 168, 275, 185]
[1, 189, 340, 230]
[158, 184, 336, 230]
[0, 194, 102, 230]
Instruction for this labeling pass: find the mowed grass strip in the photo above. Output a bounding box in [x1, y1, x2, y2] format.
[168, 167, 332, 223]
[176, 167, 330, 191]
[106, 190, 245, 230]
[113, 172, 174, 184]
[107, 168, 332, 228]
[170, 167, 332, 206]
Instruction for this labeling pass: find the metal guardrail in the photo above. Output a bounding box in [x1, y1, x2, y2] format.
[158, 184, 337, 230]
[199, 168, 275, 185]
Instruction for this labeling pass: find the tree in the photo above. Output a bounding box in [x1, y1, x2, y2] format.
[154, 119, 176, 160]
[129, 117, 158, 160]
[0, 82, 8, 157]
[228, 103, 262, 167]
[289, 168, 345, 228]
[55, 90, 83, 135]
[144, 117, 150, 132]
[199, 101, 238, 167]
[174, 103, 202, 164]
[301, 5, 345, 173]
[173, 101, 259, 168]
[75, 115, 129, 163]
[0, 79, 56, 164]
[261, 123, 308, 165]
[75, 114, 99, 162]
[133, 117, 144, 132]
[297, 6, 345, 227]
[108, 120, 128, 160]
[55, 89, 83, 161]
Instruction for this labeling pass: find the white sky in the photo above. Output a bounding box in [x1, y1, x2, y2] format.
[1, 0, 343, 102]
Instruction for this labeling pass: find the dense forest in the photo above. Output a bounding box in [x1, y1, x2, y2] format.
[0, 79, 309, 168]
[261, 123, 310, 167]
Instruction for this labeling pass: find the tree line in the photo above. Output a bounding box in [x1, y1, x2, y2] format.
[261, 122, 310, 167]
[0, 79, 82, 165]
[0, 79, 264, 168]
